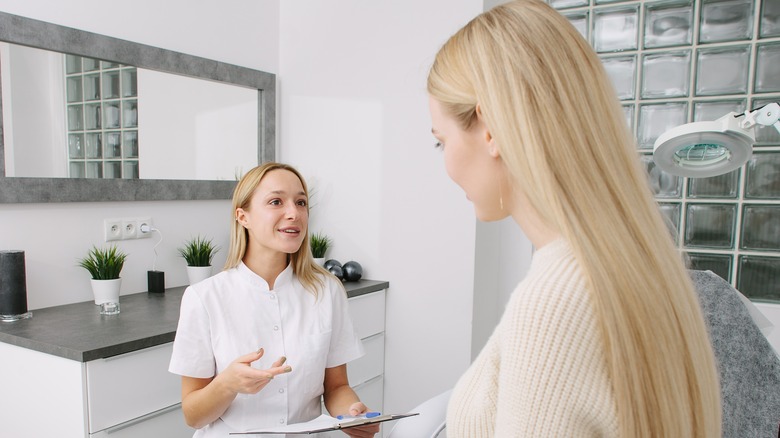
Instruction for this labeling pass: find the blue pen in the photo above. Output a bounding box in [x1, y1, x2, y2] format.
[337, 412, 381, 420]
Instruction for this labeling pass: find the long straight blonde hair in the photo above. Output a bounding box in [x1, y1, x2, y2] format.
[428, 1, 722, 436]
[224, 162, 333, 296]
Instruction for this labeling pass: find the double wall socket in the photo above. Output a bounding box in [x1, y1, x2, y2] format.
[104, 217, 153, 242]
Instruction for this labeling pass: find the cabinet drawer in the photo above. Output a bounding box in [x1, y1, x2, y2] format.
[348, 333, 384, 386]
[348, 290, 385, 339]
[90, 403, 192, 438]
[86, 343, 180, 432]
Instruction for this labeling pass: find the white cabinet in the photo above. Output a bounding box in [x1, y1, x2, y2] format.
[347, 290, 386, 413]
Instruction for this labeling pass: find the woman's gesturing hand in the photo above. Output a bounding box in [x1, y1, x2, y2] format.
[217, 348, 292, 395]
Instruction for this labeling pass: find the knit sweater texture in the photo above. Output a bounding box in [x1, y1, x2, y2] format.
[447, 239, 619, 437]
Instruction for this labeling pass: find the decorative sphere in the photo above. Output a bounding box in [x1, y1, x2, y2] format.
[328, 264, 344, 280]
[342, 261, 363, 282]
[324, 259, 342, 270]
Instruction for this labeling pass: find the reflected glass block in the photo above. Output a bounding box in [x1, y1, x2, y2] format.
[123, 100, 138, 128]
[684, 203, 736, 249]
[686, 252, 732, 282]
[601, 55, 636, 100]
[102, 71, 121, 99]
[105, 132, 122, 158]
[123, 161, 139, 179]
[84, 103, 101, 130]
[641, 51, 691, 98]
[755, 43, 780, 93]
[121, 68, 138, 98]
[695, 46, 750, 96]
[658, 202, 681, 243]
[644, 0, 693, 48]
[66, 77, 82, 103]
[103, 102, 120, 129]
[123, 132, 138, 158]
[82, 57, 99, 72]
[752, 98, 780, 144]
[83, 74, 100, 101]
[548, 0, 587, 9]
[86, 161, 103, 179]
[641, 154, 682, 198]
[623, 104, 635, 133]
[86, 134, 102, 159]
[104, 161, 122, 179]
[693, 100, 746, 122]
[594, 5, 638, 52]
[699, 0, 754, 43]
[595, 0, 624, 4]
[745, 152, 780, 199]
[760, 0, 780, 38]
[65, 55, 81, 74]
[68, 134, 84, 159]
[737, 255, 780, 301]
[741, 205, 780, 251]
[67, 105, 83, 131]
[69, 162, 85, 178]
[687, 169, 739, 198]
[638, 102, 688, 149]
[101, 61, 120, 69]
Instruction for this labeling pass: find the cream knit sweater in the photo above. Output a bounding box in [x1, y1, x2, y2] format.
[447, 239, 619, 437]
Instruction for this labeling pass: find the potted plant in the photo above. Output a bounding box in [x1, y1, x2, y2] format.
[178, 236, 220, 285]
[310, 232, 332, 266]
[78, 245, 127, 315]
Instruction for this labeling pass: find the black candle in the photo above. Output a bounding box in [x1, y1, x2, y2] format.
[0, 250, 28, 316]
[148, 270, 165, 294]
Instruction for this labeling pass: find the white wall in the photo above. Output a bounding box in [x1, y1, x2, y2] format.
[278, 0, 483, 414]
[0, 0, 279, 309]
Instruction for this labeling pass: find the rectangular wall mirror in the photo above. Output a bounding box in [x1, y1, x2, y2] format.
[0, 11, 275, 203]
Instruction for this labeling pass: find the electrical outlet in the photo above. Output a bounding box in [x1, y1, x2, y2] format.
[137, 217, 153, 239]
[121, 219, 137, 240]
[104, 219, 122, 242]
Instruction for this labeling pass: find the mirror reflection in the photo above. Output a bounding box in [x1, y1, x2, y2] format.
[1, 42, 258, 181]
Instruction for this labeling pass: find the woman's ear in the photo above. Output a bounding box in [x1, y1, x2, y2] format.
[235, 208, 249, 228]
[476, 103, 500, 158]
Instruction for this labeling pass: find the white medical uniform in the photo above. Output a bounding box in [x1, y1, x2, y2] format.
[169, 262, 365, 437]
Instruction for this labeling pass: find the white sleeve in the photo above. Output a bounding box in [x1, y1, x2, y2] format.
[168, 287, 217, 378]
[325, 279, 365, 368]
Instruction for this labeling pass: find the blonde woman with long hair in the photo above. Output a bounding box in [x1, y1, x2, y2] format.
[169, 162, 378, 437]
[428, 1, 721, 436]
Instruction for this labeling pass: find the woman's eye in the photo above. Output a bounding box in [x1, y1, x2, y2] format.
[269, 199, 282, 205]
[296, 200, 308, 207]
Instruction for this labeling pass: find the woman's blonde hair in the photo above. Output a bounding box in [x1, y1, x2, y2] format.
[224, 162, 333, 296]
[428, 1, 721, 436]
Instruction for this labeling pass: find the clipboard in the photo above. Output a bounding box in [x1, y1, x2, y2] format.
[229, 412, 419, 435]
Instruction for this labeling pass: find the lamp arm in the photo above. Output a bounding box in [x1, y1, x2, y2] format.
[740, 102, 780, 134]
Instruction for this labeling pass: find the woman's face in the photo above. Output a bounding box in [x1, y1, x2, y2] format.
[429, 96, 507, 221]
[236, 169, 309, 258]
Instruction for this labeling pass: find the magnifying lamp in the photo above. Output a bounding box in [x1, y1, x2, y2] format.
[653, 102, 780, 178]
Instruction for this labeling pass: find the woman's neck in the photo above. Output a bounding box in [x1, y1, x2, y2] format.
[243, 246, 288, 289]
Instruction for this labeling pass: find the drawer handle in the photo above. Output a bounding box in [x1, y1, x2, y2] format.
[103, 403, 181, 434]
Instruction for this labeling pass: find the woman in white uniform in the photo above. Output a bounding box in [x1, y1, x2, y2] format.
[170, 162, 378, 438]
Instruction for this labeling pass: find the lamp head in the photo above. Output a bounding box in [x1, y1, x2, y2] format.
[652, 103, 779, 178]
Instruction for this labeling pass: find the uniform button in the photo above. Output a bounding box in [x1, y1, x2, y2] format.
[279, 418, 285, 424]
[273, 325, 279, 331]
[269, 294, 276, 300]
[279, 388, 285, 393]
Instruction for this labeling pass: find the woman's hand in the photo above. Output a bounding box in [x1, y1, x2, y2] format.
[341, 402, 380, 438]
[215, 348, 292, 395]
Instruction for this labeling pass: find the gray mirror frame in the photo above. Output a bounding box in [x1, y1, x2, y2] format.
[0, 11, 275, 203]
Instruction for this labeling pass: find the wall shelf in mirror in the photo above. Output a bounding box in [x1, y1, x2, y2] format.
[0, 11, 275, 203]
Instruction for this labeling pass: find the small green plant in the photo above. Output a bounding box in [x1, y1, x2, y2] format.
[78, 245, 128, 280]
[310, 232, 332, 258]
[178, 236, 220, 267]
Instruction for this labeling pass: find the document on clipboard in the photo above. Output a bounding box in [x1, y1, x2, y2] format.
[228, 412, 419, 435]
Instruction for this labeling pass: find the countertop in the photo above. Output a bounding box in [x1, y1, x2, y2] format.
[0, 279, 389, 362]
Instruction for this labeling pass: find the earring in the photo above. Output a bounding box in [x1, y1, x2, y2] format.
[498, 174, 505, 211]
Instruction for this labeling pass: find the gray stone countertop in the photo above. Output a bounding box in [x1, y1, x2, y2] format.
[0, 279, 389, 362]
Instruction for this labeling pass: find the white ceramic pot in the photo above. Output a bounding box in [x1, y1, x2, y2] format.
[187, 266, 213, 285]
[314, 258, 326, 267]
[91, 278, 122, 314]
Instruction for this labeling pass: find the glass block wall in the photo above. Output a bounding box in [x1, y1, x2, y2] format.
[65, 55, 139, 179]
[550, 0, 780, 302]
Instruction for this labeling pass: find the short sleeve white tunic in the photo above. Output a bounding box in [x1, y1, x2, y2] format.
[169, 263, 365, 437]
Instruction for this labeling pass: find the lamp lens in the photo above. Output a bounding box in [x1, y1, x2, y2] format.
[674, 143, 730, 168]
